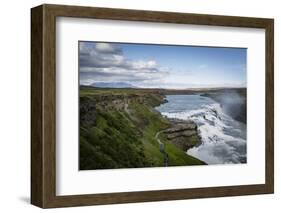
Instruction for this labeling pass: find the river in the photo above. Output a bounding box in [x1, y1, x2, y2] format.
[155, 94, 247, 165]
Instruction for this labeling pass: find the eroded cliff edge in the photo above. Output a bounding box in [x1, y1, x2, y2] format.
[163, 120, 201, 152]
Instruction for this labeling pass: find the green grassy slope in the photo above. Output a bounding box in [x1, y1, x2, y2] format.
[79, 87, 205, 170]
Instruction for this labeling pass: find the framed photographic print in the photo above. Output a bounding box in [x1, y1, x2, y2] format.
[31, 4, 274, 208]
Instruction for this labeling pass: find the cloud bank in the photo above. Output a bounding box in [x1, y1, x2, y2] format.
[79, 42, 169, 86]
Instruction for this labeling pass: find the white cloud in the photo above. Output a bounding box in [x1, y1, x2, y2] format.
[94, 42, 123, 54]
[79, 42, 169, 86]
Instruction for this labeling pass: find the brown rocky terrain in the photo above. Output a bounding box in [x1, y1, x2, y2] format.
[163, 119, 201, 151]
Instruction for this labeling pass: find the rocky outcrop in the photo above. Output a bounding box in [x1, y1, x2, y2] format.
[95, 95, 145, 111]
[92, 93, 166, 111]
[80, 92, 167, 127]
[80, 97, 96, 127]
[163, 120, 201, 151]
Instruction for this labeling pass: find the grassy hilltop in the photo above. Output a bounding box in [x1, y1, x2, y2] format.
[79, 86, 205, 170]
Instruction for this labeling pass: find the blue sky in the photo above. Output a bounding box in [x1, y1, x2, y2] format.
[79, 41, 246, 89]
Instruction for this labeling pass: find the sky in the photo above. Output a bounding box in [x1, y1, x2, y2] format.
[79, 41, 246, 89]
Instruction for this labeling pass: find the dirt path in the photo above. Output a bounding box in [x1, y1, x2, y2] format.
[155, 130, 169, 167]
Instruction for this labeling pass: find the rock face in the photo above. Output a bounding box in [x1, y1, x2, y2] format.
[95, 95, 145, 111]
[80, 92, 167, 128]
[163, 120, 201, 151]
[93, 93, 166, 111]
[80, 97, 96, 127]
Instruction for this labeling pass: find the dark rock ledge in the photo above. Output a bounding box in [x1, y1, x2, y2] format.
[163, 119, 201, 151]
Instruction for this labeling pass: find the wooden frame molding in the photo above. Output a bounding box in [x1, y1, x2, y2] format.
[31, 4, 274, 208]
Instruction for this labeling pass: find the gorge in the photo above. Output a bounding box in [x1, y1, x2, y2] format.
[79, 86, 246, 170]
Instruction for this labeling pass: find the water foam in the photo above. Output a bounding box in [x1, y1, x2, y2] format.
[159, 98, 246, 164]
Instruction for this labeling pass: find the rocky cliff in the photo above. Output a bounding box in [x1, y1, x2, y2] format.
[79, 87, 205, 170]
[80, 92, 200, 152]
[80, 96, 96, 128]
[163, 120, 201, 151]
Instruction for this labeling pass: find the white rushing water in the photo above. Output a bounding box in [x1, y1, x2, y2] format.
[155, 95, 247, 165]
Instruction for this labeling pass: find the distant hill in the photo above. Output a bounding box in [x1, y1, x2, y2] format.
[91, 82, 137, 88]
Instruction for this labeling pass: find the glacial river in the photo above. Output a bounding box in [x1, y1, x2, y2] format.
[155, 95, 247, 165]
